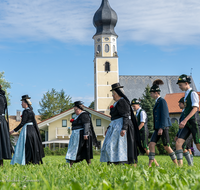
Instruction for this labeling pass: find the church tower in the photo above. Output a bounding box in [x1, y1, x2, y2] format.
[93, 0, 119, 115]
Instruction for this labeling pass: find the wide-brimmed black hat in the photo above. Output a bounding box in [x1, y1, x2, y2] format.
[73, 101, 84, 107]
[176, 74, 191, 84]
[21, 95, 31, 101]
[150, 84, 161, 92]
[110, 83, 124, 91]
[178, 97, 185, 104]
[131, 98, 140, 105]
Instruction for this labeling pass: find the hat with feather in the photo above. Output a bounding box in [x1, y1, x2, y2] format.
[150, 79, 164, 92]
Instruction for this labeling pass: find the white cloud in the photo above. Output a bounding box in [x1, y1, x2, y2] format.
[0, 0, 200, 45]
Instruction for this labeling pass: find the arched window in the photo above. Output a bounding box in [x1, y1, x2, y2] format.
[97, 45, 101, 53]
[105, 44, 109, 53]
[105, 62, 110, 72]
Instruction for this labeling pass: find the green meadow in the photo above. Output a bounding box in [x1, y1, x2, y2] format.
[1, 155, 200, 190]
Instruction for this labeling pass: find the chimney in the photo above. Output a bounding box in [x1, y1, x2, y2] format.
[16, 110, 21, 121]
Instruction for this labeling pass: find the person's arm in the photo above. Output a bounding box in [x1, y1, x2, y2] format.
[138, 122, 144, 130]
[138, 110, 146, 130]
[81, 113, 91, 140]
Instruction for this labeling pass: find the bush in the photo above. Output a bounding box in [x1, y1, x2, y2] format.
[44, 147, 68, 156]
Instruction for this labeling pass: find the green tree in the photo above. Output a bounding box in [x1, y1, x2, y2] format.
[0, 71, 11, 105]
[38, 88, 73, 121]
[140, 84, 155, 134]
[89, 101, 94, 109]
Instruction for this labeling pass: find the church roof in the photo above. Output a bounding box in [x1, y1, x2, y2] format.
[119, 75, 197, 102]
[93, 0, 118, 37]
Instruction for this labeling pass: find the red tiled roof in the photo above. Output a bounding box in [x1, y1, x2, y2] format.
[165, 92, 200, 113]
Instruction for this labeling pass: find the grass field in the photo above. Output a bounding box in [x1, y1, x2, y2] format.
[1, 155, 200, 189]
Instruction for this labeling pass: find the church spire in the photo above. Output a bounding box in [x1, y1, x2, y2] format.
[93, 0, 118, 37]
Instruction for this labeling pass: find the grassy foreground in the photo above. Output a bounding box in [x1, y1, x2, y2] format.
[0, 156, 200, 189]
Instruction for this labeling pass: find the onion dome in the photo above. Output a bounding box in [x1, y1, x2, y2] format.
[93, 0, 118, 37]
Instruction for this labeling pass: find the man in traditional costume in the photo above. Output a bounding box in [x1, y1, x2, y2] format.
[65, 101, 98, 167]
[175, 74, 200, 166]
[148, 80, 177, 167]
[10, 95, 44, 165]
[131, 98, 159, 166]
[100, 83, 145, 165]
[0, 85, 12, 166]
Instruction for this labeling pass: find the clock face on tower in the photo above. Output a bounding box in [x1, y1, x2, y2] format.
[97, 38, 101, 42]
[105, 37, 109, 41]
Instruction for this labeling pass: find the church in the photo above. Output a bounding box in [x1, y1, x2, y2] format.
[93, 0, 198, 116]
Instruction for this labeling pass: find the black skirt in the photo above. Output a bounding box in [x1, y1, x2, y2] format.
[25, 125, 44, 164]
[0, 116, 12, 160]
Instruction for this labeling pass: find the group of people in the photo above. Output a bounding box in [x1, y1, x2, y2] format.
[65, 74, 200, 167]
[0, 73, 199, 167]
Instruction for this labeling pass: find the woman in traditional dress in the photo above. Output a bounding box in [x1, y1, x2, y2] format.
[0, 85, 12, 166]
[65, 101, 98, 167]
[10, 95, 44, 165]
[100, 83, 145, 165]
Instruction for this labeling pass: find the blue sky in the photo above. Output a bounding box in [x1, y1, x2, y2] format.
[1, 0, 200, 115]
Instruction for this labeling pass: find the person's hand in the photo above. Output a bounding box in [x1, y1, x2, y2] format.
[84, 135, 88, 140]
[9, 130, 14, 135]
[179, 120, 187, 129]
[174, 136, 178, 141]
[120, 130, 126, 137]
[105, 130, 108, 136]
[158, 128, 163, 136]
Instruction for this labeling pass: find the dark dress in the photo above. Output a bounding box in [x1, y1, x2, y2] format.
[0, 93, 12, 160]
[65, 111, 98, 163]
[11, 108, 44, 165]
[100, 98, 145, 164]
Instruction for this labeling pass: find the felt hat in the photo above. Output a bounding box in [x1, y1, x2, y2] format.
[21, 95, 31, 101]
[176, 74, 191, 84]
[110, 83, 124, 91]
[131, 98, 140, 105]
[178, 97, 185, 104]
[73, 101, 84, 107]
[150, 79, 164, 93]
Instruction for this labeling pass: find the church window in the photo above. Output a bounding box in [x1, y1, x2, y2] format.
[97, 45, 101, 53]
[105, 62, 110, 72]
[105, 44, 109, 53]
[113, 45, 115, 52]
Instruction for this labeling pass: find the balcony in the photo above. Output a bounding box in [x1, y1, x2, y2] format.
[56, 127, 105, 139]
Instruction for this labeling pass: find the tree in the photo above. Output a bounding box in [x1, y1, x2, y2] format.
[38, 88, 73, 121]
[89, 101, 94, 109]
[140, 84, 155, 134]
[0, 71, 11, 105]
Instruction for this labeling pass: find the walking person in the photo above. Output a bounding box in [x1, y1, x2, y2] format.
[148, 80, 177, 167]
[174, 97, 193, 165]
[10, 95, 44, 165]
[0, 85, 12, 166]
[65, 101, 98, 167]
[175, 74, 200, 166]
[100, 83, 145, 165]
[131, 98, 159, 166]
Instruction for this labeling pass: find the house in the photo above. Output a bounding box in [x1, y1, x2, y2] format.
[38, 106, 111, 150]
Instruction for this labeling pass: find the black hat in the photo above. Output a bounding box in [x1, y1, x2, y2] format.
[110, 83, 124, 91]
[178, 97, 185, 104]
[21, 95, 31, 101]
[73, 101, 84, 107]
[131, 98, 140, 105]
[150, 79, 164, 93]
[176, 74, 191, 84]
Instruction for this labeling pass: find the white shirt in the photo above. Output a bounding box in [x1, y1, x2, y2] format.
[136, 107, 147, 123]
[155, 96, 161, 103]
[184, 88, 199, 107]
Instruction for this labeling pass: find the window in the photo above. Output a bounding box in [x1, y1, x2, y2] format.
[62, 120, 67, 127]
[97, 45, 101, 53]
[105, 44, 109, 53]
[96, 119, 101, 126]
[171, 118, 178, 124]
[105, 62, 110, 72]
[113, 45, 115, 52]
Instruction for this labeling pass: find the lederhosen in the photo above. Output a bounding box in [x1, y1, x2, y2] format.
[137, 109, 149, 150]
[177, 112, 193, 150]
[178, 90, 200, 144]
